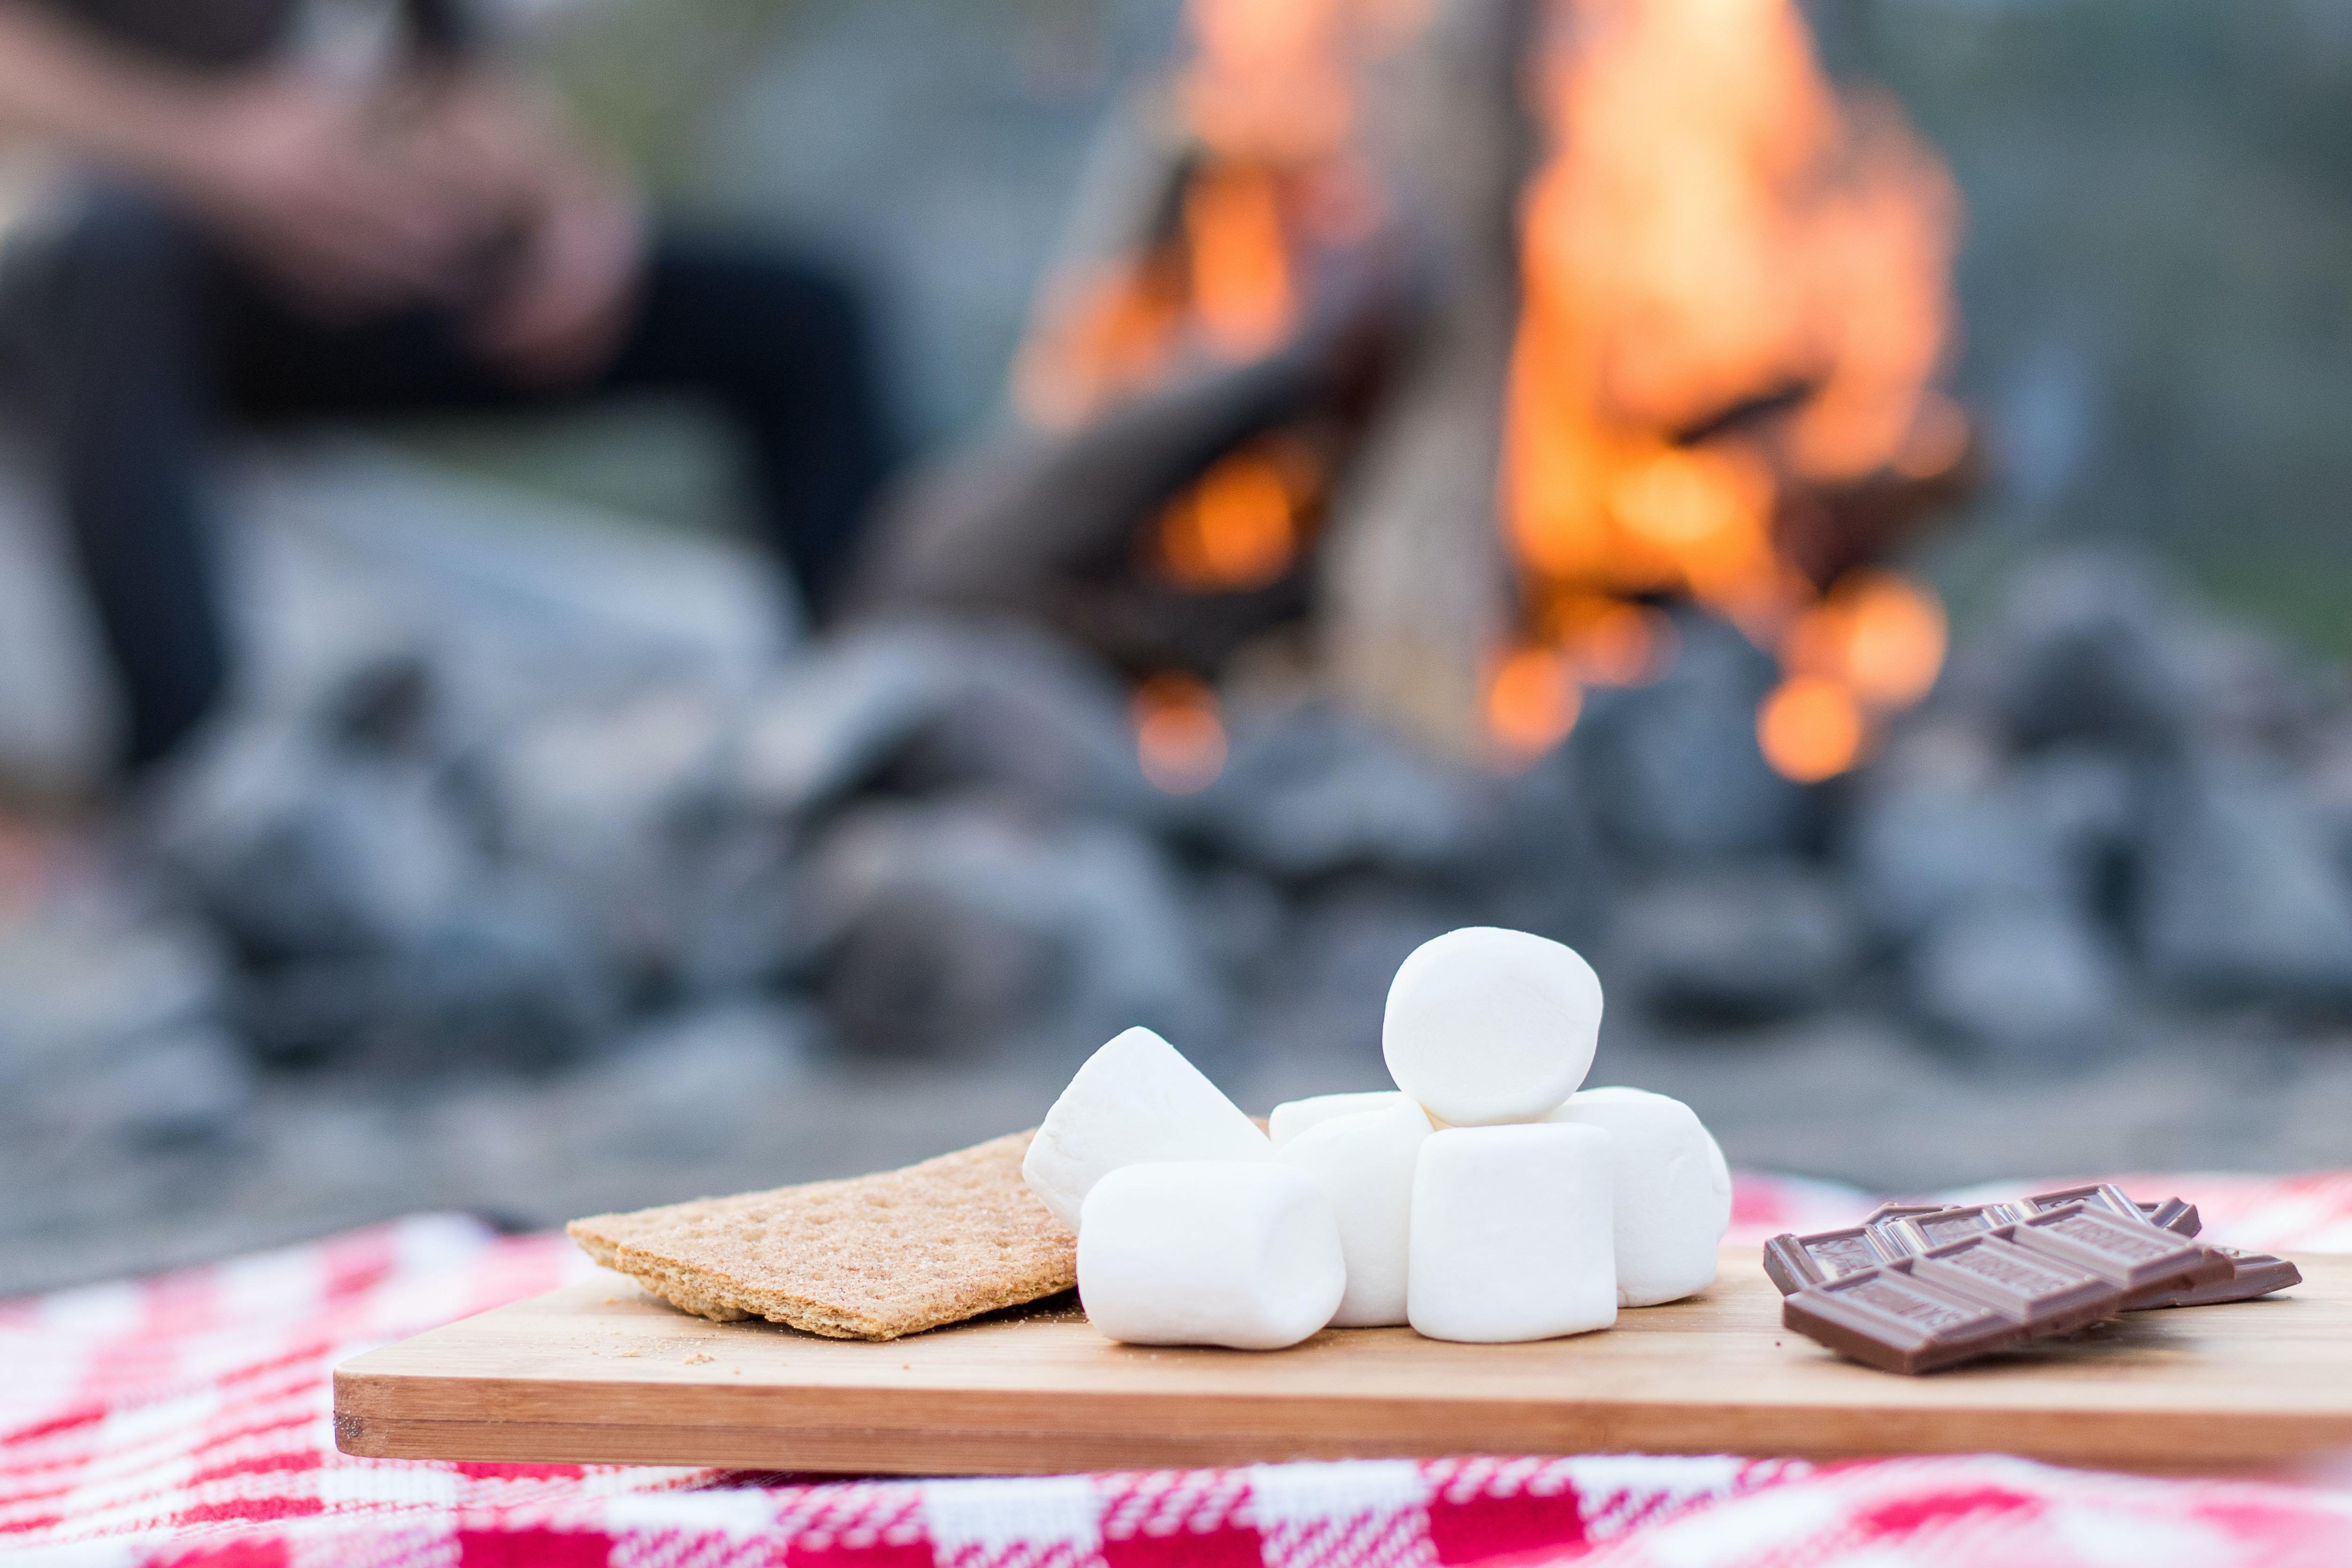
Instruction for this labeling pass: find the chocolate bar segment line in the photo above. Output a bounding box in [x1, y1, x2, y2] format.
[1907, 1234, 2125, 1336]
[1781, 1259, 2027, 1375]
[2005, 1203, 2230, 1307]
[2017, 1182, 2144, 1223]
[1880, 1203, 2023, 1255]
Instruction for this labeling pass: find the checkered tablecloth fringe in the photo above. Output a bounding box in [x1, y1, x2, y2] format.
[6, 1173, 2352, 1566]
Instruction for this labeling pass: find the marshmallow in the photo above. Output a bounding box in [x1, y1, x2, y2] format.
[1078, 1161, 1346, 1349]
[1407, 1123, 1615, 1342]
[1269, 1090, 1419, 1147]
[1275, 1100, 1431, 1326]
[1022, 1027, 1272, 1231]
[1547, 1087, 1731, 1307]
[1382, 927, 1602, 1127]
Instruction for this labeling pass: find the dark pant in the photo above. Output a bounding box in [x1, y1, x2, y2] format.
[7, 189, 893, 772]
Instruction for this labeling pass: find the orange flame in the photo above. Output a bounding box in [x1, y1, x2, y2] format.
[1485, 645, 1583, 761]
[1500, 0, 1965, 779]
[1781, 568, 1948, 709]
[1133, 672, 1229, 793]
[1011, 0, 1409, 433]
[1185, 166, 1297, 361]
[1150, 440, 1323, 592]
[1757, 673, 1864, 782]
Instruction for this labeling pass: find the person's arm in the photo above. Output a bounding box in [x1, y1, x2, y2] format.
[0, 3, 219, 171]
[0, 0, 492, 310]
[406, 69, 648, 385]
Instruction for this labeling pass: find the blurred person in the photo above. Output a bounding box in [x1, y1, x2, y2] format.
[0, 0, 894, 772]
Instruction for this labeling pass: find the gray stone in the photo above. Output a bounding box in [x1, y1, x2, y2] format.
[882, 626, 1157, 820]
[0, 900, 225, 1054]
[1180, 866, 1289, 991]
[1234, 886, 1453, 1092]
[0, 900, 252, 1146]
[1606, 862, 1860, 1025]
[796, 799, 1218, 1058]
[152, 711, 479, 964]
[478, 681, 792, 996]
[0, 460, 115, 797]
[553, 998, 816, 1161]
[1181, 702, 1482, 881]
[1846, 743, 2131, 949]
[731, 621, 1152, 822]
[80, 1023, 255, 1147]
[1908, 900, 2127, 1065]
[233, 882, 612, 1070]
[1967, 548, 2199, 755]
[236, 438, 795, 704]
[2134, 754, 2352, 1006]
[1575, 611, 1811, 865]
[730, 627, 967, 816]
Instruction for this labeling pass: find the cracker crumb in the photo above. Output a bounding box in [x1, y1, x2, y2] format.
[685, 1352, 715, 1364]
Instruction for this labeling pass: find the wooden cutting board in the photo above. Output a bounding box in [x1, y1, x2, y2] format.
[334, 1248, 2352, 1476]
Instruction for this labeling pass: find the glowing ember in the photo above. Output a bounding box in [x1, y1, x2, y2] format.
[1149, 439, 1320, 592]
[1485, 646, 1582, 760]
[1758, 673, 1864, 783]
[1781, 568, 1948, 710]
[1134, 672, 1229, 793]
[1500, 0, 1966, 779]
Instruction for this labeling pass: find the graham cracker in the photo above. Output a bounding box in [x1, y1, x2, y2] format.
[566, 1131, 1074, 1341]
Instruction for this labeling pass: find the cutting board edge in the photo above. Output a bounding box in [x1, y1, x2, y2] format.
[332, 1363, 2352, 1474]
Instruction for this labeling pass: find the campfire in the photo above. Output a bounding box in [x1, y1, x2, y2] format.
[16, 0, 2352, 1304]
[869, 0, 1974, 789]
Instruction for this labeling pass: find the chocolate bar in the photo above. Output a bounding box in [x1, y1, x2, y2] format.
[1783, 1210, 2138, 1375]
[1779, 1198, 2245, 1374]
[1767, 1187, 2253, 1304]
[1782, 1256, 2035, 1374]
[2133, 1247, 2301, 1308]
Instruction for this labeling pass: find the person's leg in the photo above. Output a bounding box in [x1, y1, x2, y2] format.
[601, 242, 894, 620]
[8, 189, 232, 772]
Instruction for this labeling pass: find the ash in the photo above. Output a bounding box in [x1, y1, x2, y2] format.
[4, 446, 2352, 1296]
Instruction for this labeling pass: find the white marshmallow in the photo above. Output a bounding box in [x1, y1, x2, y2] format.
[1023, 1027, 1273, 1232]
[1407, 1123, 1616, 1343]
[1546, 1087, 1731, 1307]
[1269, 1090, 1419, 1147]
[1078, 1161, 1346, 1349]
[1382, 927, 1602, 1127]
[1275, 1100, 1431, 1326]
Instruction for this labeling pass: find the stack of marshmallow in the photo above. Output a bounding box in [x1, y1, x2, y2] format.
[1022, 926, 1733, 1348]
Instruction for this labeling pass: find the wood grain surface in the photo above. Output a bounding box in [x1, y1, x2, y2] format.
[333, 1248, 2352, 1475]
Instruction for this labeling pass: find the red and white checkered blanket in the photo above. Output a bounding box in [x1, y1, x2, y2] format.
[8, 1172, 2352, 1567]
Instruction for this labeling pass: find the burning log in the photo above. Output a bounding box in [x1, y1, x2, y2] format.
[1316, 0, 1532, 756]
[854, 22, 1423, 680]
